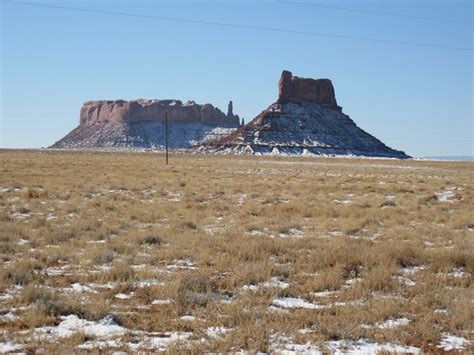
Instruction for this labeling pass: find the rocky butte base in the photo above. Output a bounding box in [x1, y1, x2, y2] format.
[51, 99, 241, 149]
[201, 70, 410, 159]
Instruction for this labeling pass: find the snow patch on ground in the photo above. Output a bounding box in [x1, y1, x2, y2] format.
[236, 193, 246, 206]
[78, 332, 192, 351]
[17, 238, 29, 246]
[78, 339, 121, 350]
[261, 277, 290, 289]
[152, 299, 172, 305]
[242, 277, 289, 292]
[448, 267, 470, 278]
[271, 334, 421, 354]
[245, 229, 266, 236]
[12, 211, 31, 219]
[325, 339, 421, 354]
[167, 258, 196, 270]
[398, 276, 416, 286]
[334, 199, 353, 205]
[61, 283, 97, 293]
[0, 342, 24, 353]
[135, 279, 165, 288]
[45, 265, 70, 276]
[361, 317, 411, 329]
[400, 266, 425, 275]
[204, 327, 231, 339]
[167, 192, 183, 202]
[203, 225, 227, 235]
[0, 285, 22, 301]
[0, 311, 19, 322]
[86, 282, 116, 290]
[36, 314, 126, 339]
[272, 297, 320, 309]
[437, 333, 470, 351]
[436, 187, 462, 202]
[311, 290, 338, 297]
[130, 332, 192, 351]
[272, 296, 364, 310]
[35, 313, 193, 351]
[344, 278, 362, 286]
[279, 228, 304, 238]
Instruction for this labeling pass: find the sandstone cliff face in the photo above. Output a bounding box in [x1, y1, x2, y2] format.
[278, 70, 341, 111]
[80, 99, 240, 127]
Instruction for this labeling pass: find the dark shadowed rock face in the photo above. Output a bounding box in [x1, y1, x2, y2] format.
[201, 70, 410, 159]
[278, 70, 340, 111]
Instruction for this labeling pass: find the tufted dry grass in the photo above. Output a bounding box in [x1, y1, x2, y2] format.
[0, 149, 472, 353]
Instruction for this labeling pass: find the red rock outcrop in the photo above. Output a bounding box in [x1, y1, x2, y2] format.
[79, 99, 239, 127]
[278, 70, 341, 110]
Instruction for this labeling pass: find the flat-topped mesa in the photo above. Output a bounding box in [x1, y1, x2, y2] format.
[79, 99, 240, 127]
[278, 70, 341, 111]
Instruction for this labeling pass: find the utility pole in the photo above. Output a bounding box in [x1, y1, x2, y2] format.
[165, 111, 169, 165]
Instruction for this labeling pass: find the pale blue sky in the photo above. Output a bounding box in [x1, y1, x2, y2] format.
[1, 0, 472, 157]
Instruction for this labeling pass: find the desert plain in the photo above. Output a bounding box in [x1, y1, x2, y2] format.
[0, 150, 472, 353]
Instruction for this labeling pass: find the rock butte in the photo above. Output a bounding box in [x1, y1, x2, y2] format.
[201, 70, 410, 159]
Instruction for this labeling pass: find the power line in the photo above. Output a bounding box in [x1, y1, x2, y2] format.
[4, 0, 473, 51]
[278, 0, 472, 25]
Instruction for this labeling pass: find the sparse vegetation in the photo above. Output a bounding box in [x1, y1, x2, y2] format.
[0, 150, 472, 353]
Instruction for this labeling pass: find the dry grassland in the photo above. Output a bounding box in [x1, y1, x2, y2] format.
[0, 150, 472, 353]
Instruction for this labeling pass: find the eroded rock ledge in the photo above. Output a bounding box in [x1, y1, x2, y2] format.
[80, 99, 240, 127]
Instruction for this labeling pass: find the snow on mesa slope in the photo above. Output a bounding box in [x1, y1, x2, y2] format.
[201, 101, 410, 159]
[51, 121, 237, 149]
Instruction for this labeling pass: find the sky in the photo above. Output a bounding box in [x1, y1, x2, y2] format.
[1, 0, 472, 157]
